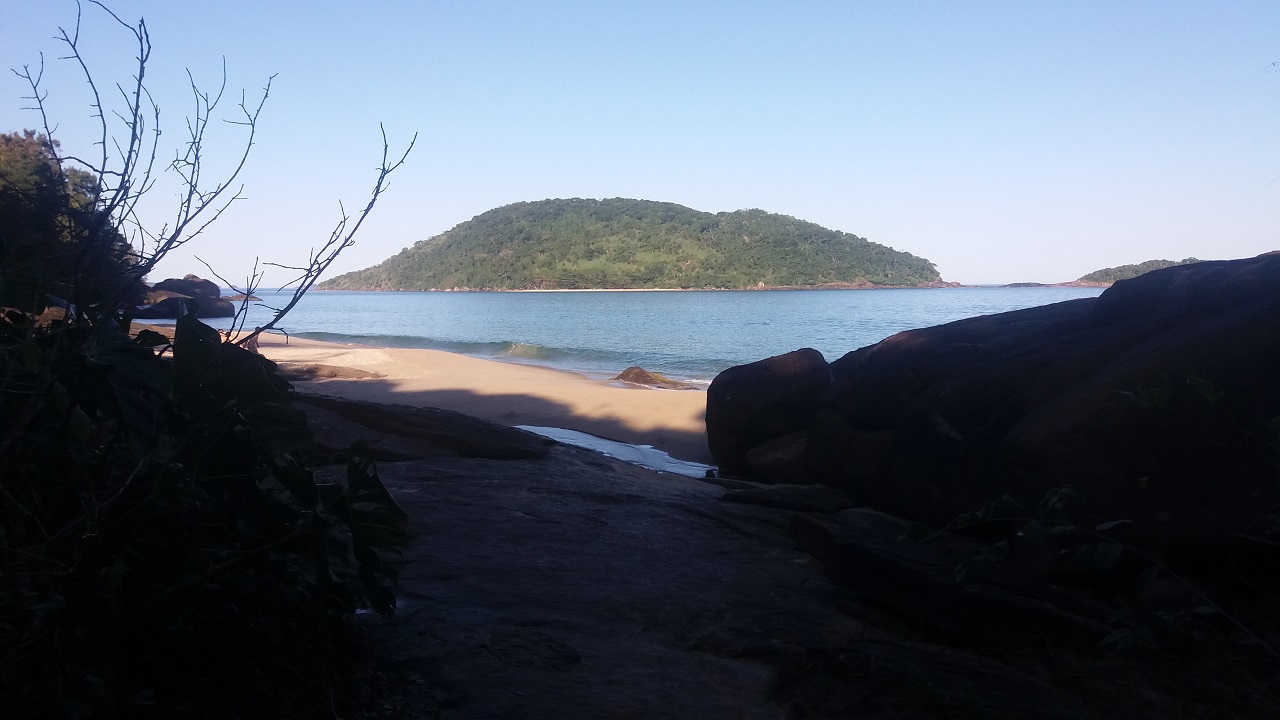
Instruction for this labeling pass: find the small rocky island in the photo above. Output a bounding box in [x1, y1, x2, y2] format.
[319, 198, 949, 291]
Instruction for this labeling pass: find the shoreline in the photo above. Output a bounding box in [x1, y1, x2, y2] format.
[312, 281, 1109, 293]
[314, 283, 963, 293]
[256, 334, 713, 465]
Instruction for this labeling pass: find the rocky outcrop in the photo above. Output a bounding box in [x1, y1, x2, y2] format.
[279, 340, 1276, 717]
[293, 393, 555, 462]
[153, 274, 221, 302]
[348, 435, 1273, 718]
[705, 348, 830, 478]
[721, 483, 854, 512]
[706, 253, 1280, 552]
[276, 362, 386, 381]
[610, 366, 697, 390]
[134, 274, 236, 318]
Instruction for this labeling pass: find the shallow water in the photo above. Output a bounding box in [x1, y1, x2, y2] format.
[517, 426, 714, 477]
[196, 286, 1103, 383]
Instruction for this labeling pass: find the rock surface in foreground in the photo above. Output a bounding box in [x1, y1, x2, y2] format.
[290, 358, 1274, 717]
[350, 448, 1105, 719]
[294, 393, 554, 462]
[345, 443, 1268, 718]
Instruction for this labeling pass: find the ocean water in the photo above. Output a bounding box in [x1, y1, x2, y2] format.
[210, 287, 1104, 385]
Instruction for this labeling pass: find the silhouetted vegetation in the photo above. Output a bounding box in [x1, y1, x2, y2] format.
[0, 130, 135, 314]
[2, 312, 409, 718]
[1078, 257, 1201, 283]
[320, 198, 941, 290]
[1, 4, 411, 717]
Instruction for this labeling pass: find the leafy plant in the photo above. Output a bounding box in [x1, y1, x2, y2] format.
[932, 485, 1280, 665]
[1115, 374, 1174, 410]
[1, 305, 410, 717]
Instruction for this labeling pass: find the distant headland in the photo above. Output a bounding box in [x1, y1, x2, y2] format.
[1002, 257, 1204, 288]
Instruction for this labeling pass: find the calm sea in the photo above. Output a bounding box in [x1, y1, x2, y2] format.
[213, 287, 1104, 385]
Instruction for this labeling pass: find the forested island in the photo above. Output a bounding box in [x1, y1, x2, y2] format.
[320, 198, 945, 291]
[1077, 257, 1201, 283]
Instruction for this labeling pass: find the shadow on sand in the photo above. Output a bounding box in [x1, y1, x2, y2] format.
[286, 376, 714, 465]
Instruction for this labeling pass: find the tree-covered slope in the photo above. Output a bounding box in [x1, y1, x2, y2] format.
[320, 198, 941, 290]
[1078, 258, 1201, 283]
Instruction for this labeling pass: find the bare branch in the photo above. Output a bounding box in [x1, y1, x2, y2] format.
[243, 127, 417, 344]
[194, 256, 264, 342]
[14, 1, 411, 347]
[124, 71, 273, 283]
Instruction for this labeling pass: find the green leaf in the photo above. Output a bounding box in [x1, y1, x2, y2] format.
[238, 401, 314, 462]
[1116, 375, 1172, 410]
[1095, 520, 1131, 532]
[322, 442, 409, 617]
[1134, 566, 1160, 590]
[19, 340, 41, 372]
[1185, 374, 1225, 404]
[1075, 542, 1125, 572]
[1101, 628, 1135, 651]
[1017, 520, 1046, 540]
[83, 325, 170, 458]
[908, 522, 941, 544]
[1094, 542, 1124, 571]
[990, 495, 1025, 517]
[1072, 545, 1095, 570]
[267, 459, 319, 508]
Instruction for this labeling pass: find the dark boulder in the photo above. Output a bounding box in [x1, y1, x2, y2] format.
[742, 430, 809, 483]
[705, 348, 830, 476]
[720, 483, 854, 513]
[139, 287, 193, 304]
[136, 275, 235, 318]
[706, 253, 1280, 552]
[134, 295, 235, 319]
[152, 274, 221, 303]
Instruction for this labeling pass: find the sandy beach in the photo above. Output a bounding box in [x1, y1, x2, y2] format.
[256, 334, 713, 464]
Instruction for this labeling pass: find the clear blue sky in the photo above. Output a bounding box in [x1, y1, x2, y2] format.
[3, 1, 1278, 285]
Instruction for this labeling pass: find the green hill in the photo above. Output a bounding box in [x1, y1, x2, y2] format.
[1078, 258, 1202, 284]
[319, 198, 942, 291]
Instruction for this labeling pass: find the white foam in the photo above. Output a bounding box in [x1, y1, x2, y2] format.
[516, 426, 714, 478]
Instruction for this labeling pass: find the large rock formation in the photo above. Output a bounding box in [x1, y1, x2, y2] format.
[134, 274, 236, 318]
[706, 253, 1280, 552]
[705, 348, 831, 479]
